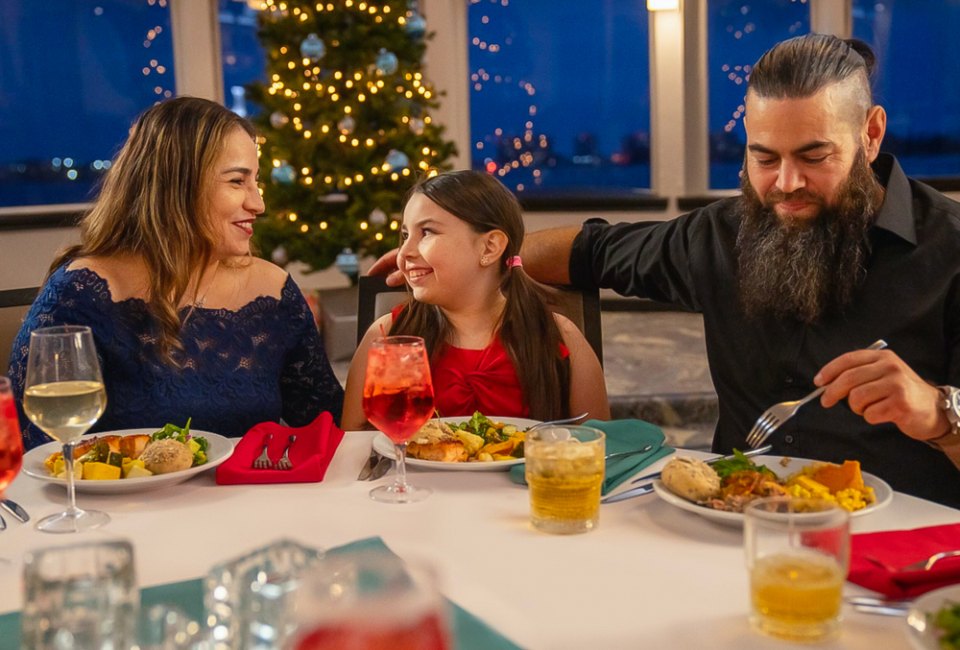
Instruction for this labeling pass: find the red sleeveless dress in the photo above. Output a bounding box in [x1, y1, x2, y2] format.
[390, 305, 569, 418]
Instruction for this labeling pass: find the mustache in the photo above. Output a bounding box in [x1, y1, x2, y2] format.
[763, 188, 824, 206]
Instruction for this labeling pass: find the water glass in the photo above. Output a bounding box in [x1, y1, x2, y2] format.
[21, 539, 138, 650]
[288, 550, 452, 649]
[744, 497, 850, 642]
[203, 538, 323, 650]
[525, 425, 605, 534]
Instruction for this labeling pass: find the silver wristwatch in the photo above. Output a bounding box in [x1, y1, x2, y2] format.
[936, 385, 960, 439]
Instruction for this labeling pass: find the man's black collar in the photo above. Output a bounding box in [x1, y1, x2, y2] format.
[872, 153, 917, 245]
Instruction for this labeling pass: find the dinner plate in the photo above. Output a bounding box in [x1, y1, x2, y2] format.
[371, 416, 540, 472]
[905, 584, 960, 650]
[22, 429, 234, 493]
[651, 454, 893, 527]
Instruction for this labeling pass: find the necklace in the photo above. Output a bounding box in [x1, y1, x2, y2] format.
[192, 262, 220, 309]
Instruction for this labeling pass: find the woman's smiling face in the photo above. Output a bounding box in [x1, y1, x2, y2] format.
[398, 192, 491, 307]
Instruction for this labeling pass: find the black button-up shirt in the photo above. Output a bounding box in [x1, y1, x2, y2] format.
[570, 155, 960, 507]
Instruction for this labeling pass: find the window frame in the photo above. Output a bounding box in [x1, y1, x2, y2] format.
[0, 0, 955, 223]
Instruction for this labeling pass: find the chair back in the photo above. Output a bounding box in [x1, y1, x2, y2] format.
[0, 287, 39, 367]
[356, 275, 603, 365]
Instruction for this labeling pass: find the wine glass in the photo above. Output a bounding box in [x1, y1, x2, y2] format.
[24, 325, 109, 533]
[0, 376, 24, 500]
[362, 336, 435, 503]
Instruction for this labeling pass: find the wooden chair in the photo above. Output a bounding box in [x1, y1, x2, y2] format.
[355, 275, 603, 365]
[0, 287, 39, 366]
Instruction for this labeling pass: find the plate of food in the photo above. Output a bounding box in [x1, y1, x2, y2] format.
[651, 452, 893, 527]
[22, 421, 234, 493]
[372, 413, 539, 471]
[905, 584, 960, 650]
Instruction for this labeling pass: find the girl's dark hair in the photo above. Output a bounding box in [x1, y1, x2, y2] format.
[389, 170, 570, 420]
[749, 34, 875, 122]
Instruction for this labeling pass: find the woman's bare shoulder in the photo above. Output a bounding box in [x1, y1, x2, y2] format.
[230, 256, 290, 299]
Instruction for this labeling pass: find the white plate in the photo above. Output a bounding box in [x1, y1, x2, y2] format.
[905, 584, 960, 650]
[372, 416, 540, 472]
[651, 454, 893, 527]
[22, 429, 234, 493]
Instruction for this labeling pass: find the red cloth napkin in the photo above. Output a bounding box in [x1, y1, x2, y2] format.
[215, 412, 344, 485]
[848, 523, 960, 598]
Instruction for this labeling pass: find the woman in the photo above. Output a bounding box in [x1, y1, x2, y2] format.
[8, 97, 343, 449]
[342, 170, 609, 429]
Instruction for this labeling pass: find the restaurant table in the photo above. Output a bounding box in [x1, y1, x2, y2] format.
[1, 431, 958, 649]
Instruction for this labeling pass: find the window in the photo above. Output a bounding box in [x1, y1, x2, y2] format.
[707, 0, 809, 189]
[468, 0, 650, 196]
[0, 0, 175, 208]
[853, 0, 960, 179]
[219, 0, 266, 117]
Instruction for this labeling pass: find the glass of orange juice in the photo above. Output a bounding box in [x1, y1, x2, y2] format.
[744, 497, 850, 642]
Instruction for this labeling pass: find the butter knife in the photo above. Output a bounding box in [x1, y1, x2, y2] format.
[629, 444, 773, 485]
[1, 499, 29, 523]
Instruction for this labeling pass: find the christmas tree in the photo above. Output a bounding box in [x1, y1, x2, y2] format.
[247, 0, 457, 275]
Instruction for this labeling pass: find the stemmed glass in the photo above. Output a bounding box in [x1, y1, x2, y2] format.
[362, 336, 435, 503]
[0, 376, 24, 502]
[23, 325, 109, 532]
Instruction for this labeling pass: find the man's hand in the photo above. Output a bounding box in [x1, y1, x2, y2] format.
[814, 348, 950, 441]
[366, 248, 404, 286]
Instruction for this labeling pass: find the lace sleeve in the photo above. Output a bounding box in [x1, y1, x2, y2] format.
[7, 267, 111, 449]
[279, 279, 345, 427]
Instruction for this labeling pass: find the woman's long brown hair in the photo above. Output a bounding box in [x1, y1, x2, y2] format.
[389, 171, 570, 419]
[49, 97, 256, 363]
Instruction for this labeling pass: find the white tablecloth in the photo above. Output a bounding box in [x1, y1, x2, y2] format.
[2, 432, 957, 649]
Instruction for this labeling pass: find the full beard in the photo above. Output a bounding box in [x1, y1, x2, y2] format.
[735, 151, 885, 324]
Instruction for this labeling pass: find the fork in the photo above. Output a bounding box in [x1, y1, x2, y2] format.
[528, 412, 589, 430]
[252, 434, 273, 469]
[744, 339, 888, 448]
[274, 435, 296, 470]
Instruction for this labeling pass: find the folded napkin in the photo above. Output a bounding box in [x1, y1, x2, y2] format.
[509, 418, 673, 495]
[847, 523, 960, 599]
[215, 412, 344, 485]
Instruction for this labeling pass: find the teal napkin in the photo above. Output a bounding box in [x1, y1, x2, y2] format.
[509, 418, 674, 495]
[0, 536, 521, 650]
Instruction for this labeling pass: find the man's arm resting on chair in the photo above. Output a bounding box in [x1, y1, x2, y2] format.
[520, 226, 581, 286]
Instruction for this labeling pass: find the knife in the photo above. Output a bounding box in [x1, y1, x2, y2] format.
[1, 499, 29, 523]
[356, 450, 379, 481]
[368, 456, 394, 481]
[0, 512, 6, 531]
[629, 444, 774, 485]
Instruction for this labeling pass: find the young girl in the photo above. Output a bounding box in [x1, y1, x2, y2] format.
[342, 170, 609, 429]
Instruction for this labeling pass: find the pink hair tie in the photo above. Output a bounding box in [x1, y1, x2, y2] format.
[506, 256, 523, 269]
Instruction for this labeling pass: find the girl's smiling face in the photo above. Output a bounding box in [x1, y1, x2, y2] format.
[398, 193, 496, 308]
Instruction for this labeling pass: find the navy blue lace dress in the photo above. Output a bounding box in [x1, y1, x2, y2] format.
[8, 266, 344, 450]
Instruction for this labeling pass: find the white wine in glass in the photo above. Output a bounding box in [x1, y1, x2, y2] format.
[24, 326, 109, 533]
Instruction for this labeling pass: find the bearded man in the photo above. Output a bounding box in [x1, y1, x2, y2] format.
[514, 34, 960, 506]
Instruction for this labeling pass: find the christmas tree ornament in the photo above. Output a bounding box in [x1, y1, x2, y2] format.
[271, 161, 297, 185]
[369, 207, 387, 225]
[408, 117, 425, 135]
[335, 248, 360, 281]
[299, 33, 326, 62]
[384, 149, 410, 171]
[375, 49, 399, 75]
[405, 12, 427, 39]
[337, 115, 356, 135]
[270, 245, 289, 267]
[269, 111, 290, 129]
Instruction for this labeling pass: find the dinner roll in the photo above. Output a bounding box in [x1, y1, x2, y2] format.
[139, 439, 194, 474]
[661, 456, 721, 502]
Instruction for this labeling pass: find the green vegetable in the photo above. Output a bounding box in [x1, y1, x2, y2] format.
[150, 418, 208, 466]
[932, 601, 960, 649]
[710, 449, 776, 480]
